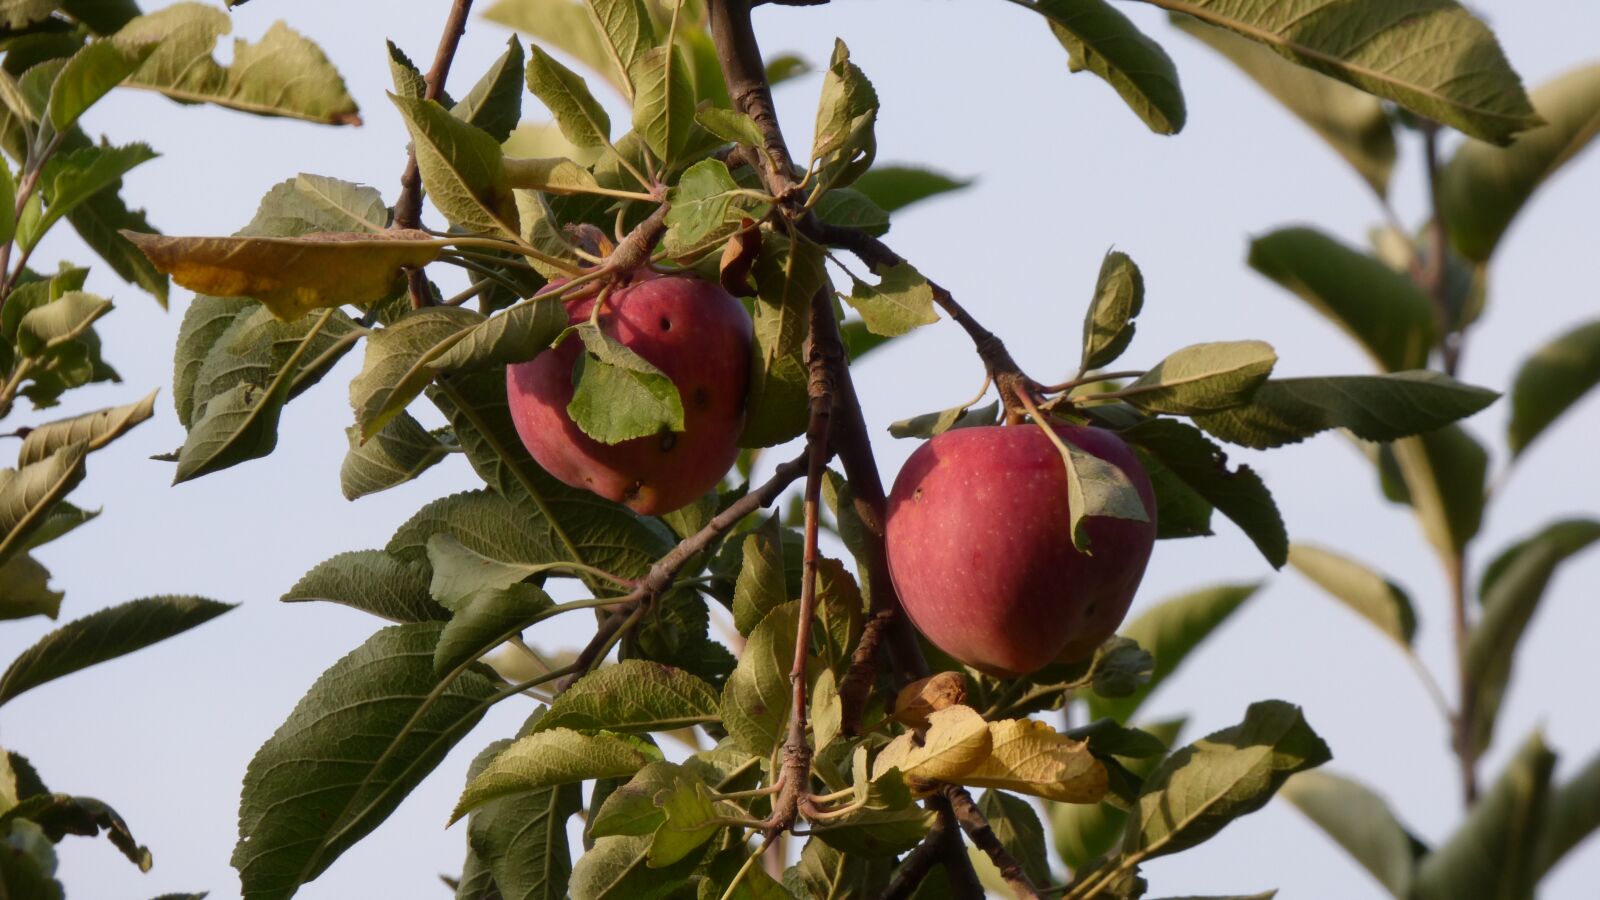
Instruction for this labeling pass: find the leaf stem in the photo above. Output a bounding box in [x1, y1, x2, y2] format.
[1037, 370, 1144, 395]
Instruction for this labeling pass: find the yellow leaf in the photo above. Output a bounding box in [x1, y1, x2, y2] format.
[872, 705, 991, 785]
[962, 718, 1108, 804]
[121, 229, 443, 321]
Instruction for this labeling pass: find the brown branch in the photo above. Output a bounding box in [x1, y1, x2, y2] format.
[553, 450, 810, 694]
[808, 219, 1031, 418]
[395, 0, 476, 309]
[941, 784, 1044, 900]
[838, 609, 894, 735]
[706, 0, 801, 197]
[880, 801, 954, 900]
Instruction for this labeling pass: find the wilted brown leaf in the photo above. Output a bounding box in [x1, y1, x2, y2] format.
[121, 229, 443, 321]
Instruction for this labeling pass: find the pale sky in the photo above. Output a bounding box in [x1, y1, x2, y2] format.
[4, 1, 1598, 897]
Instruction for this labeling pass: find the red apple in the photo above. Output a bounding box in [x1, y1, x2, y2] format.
[506, 271, 752, 516]
[885, 423, 1157, 677]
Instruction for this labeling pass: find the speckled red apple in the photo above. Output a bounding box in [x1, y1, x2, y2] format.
[506, 271, 752, 516]
[885, 423, 1157, 677]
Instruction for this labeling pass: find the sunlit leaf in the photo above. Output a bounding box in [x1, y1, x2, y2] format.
[115, 3, 360, 124]
[1173, 15, 1393, 195]
[452, 729, 661, 823]
[1119, 340, 1276, 415]
[1288, 544, 1416, 646]
[1135, 0, 1538, 143]
[1081, 250, 1144, 373]
[17, 390, 155, 465]
[1440, 64, 1600, 261]
[391, 94, 520, 238]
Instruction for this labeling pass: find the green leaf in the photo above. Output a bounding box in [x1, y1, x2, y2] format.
[452, 730, 661, 823]
[4, 792, 152, 871]
[0, 596, 231, 706]
[852, 165, 971, 214]
[1440, 64, 1600, 262]
[887, 399, 1000, 440]
[1506, 320, 1600, 457]
[0, 552, 63, 621]
[1126, 700, 1330, 860]
[1119, 418, 1286, 567]
[461, 738, 581, 900]
[1173, 15, 1394, 195]
[1192, 372, 1498, 450]
[281, 550, 445, 623]
[16, 389, 155, 465]
[514, 189, 586, 277]
[1135, 0, 1538, 144]
[525, 44, 612, 148]
[1081, 250, 1144, 373]
[434, 296, 569, 373]
[26, 139, 154, 245]
[664, 158, 756, 253]
[742, 234, 824, 447]
[630, 44, 694, 166]
[845, 262, 938, 337]
[1288, 544, 1416, 646]
[0, 445, 86, 565]
[1248, 227, 1435, 372]
[694, 106, 764, 148]
[1280, 771, 1422, 898]
[0, 158, 14, 248]
[17, 500, 97, 553]
[783, 838, 892, 899]
[647, 774, 725, 867]
[390, 94, 520, 237]
[1119, 340, 1276, 415]
[1049, 718, 1185, 871]
[234, 623, 500, 900]
[810, 39, 877, 190]
[16, 289, 111, 356]
[453, 35, 525, 143]
[124, 229, 439, 321]
[583, 0, 655, 100]
[1536, 748, 1600, 877]
[1412, 731, 1555, 900]
[1388, 425, 1488, 559]
[535, 660, 720, 733]
[435, 581, 553, 676]
[114, 4, 360, 124]
[812, 188, 890, 237]
[175, 309, 359, 482]
[569, 834, 704, 900]
[487, 0, 626, 96]
[567, 323, 686, 444]
[340, 414, 452, 501]
[351, 307, 480, 440]
[1042, 421, 1151, 552]
[977, 791, 1051, 888]
[425, 371, 675, 580]
[1465, 519, 1600, 754]
[590, 760, 681, 839]
[244, 173, 390, 236]
[1028, 0, 1186, 135]
[731, 515, 786, 635]
[1088, 583, 1261, 722]
[503, 155, 609, 197]
[720, 601, 798, 757]
[386, 40, 427, 99]
[65, 179, 168, 306]
[46, 38, 157, 133]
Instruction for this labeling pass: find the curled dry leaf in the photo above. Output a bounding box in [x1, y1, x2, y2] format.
[962, 717, 1108, 804]
[872, 704, 992, 786]
[891, 671, 968, 729]
[872, 704, 1109, 805]
[120, 228, 444, 321]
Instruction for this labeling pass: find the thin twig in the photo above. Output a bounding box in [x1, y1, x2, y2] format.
[552, 450, 811, 694]
[394, 0, 476, 309]
[880, 804, 954, 900]
[942, 784, 1044, 900]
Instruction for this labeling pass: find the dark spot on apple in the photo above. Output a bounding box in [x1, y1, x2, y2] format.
[660, 316, 672, 331]
[659, 431, 677, 452]
[693, 387, 711, 408]
[913, 487, 923, 501]
[1084, 601, 1098, 618]
[625, 481, 644, 500]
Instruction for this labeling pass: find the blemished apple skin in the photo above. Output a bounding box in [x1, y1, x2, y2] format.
[506, 272, 752, 516]
[884, 423, 1158, 677]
